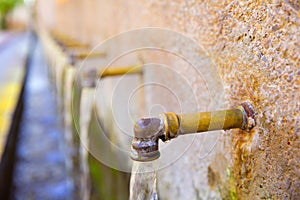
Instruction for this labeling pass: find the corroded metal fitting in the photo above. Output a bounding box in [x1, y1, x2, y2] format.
[131, 118, 164, 162]
[81, 68, 98, 88]
[238, 101, 256, 131]
[159, 112, 180, 141]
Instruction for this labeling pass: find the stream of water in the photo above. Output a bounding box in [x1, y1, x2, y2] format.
[130, 162, 158, 200]
[12, 37, 75, 200]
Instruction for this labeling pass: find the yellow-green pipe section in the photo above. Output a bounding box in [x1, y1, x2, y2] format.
[160, 108, 246, 140]
[72, 52, 106, 59]
[61, 42, 90, 48]
[99, 64, 143, 78]
[131, 102, 256, 161]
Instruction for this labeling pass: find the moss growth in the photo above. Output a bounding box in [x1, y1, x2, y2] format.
[71, 79, 81, 135]
[218, 167, 238, 200]
[87, 110, 130, 200]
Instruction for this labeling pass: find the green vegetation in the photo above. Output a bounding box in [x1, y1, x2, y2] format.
[225, 167, 238, 200]
[0, 0, 23, 29]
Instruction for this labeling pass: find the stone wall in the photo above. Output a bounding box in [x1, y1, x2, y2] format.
[36, 0, 299, 199]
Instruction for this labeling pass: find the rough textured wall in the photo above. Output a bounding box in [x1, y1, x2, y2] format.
[39, 0, 299, 199]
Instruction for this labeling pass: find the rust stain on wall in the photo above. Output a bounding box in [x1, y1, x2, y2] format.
[212, 1, 299, 199]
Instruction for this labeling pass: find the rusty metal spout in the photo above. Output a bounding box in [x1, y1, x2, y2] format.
[131, 102, 256, 162]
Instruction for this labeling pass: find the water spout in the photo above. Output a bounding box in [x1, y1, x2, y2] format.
[131, 102, 256, 162]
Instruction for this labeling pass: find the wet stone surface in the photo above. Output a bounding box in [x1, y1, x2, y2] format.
[12, 40, 75, 200]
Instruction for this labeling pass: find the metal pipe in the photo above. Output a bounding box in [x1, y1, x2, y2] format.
[70, 51, 106, 59]
[99, 64, 143, 78]
[53, 36, 90, 49]
[161, 108, 245, 140]
[61, 42, 90, 48]
[131, 102, 256, 162]
[51, 32, 87, 47]
[80, 65, 144, 88]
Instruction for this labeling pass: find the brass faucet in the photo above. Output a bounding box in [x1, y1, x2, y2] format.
[131, 102, 256, 162]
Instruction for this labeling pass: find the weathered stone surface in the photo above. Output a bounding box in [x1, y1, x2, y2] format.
[36, 0, 299, 199]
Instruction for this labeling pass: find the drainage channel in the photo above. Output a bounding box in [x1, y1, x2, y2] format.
[11, 37, 77, 200]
